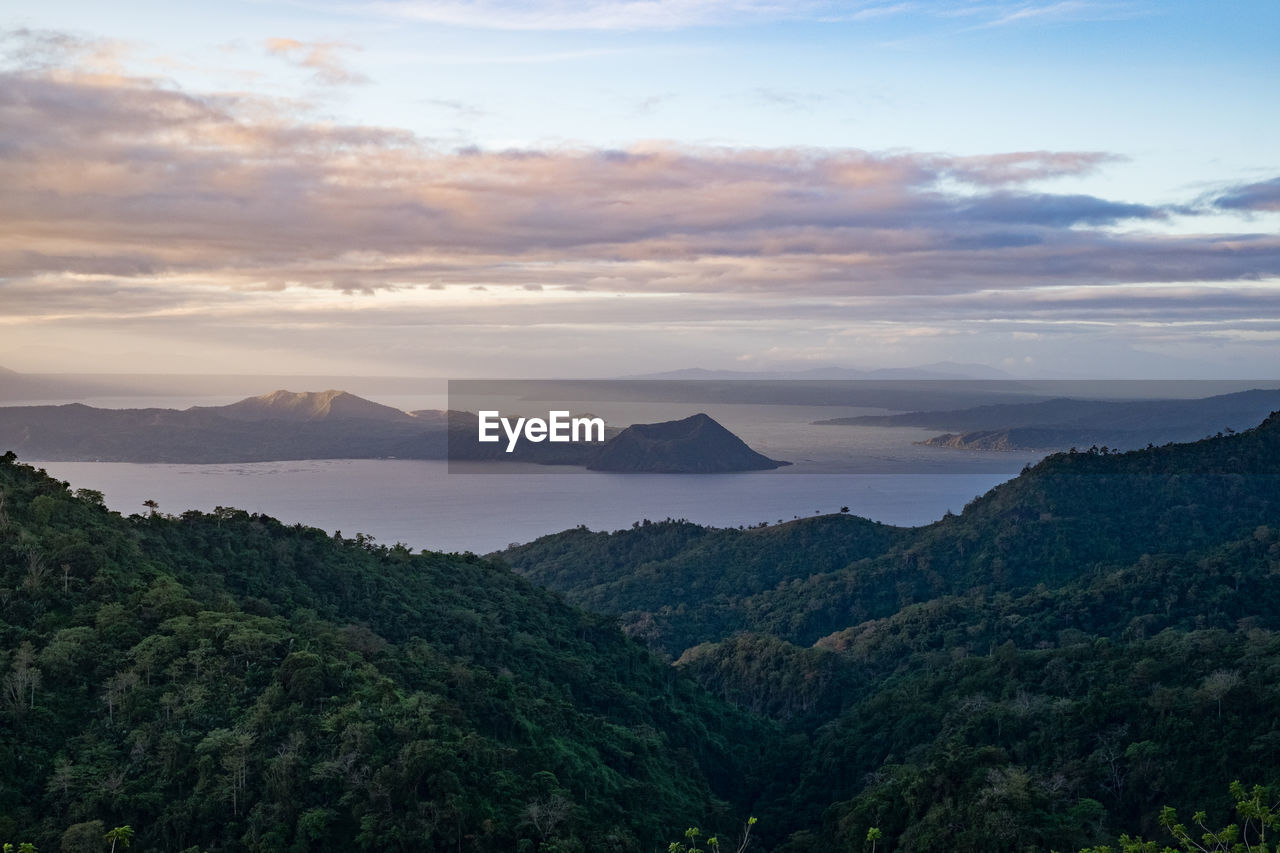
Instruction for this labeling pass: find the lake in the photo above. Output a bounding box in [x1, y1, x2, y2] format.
[25, 396, 1038, 554]
[34, 459, 1021, 554]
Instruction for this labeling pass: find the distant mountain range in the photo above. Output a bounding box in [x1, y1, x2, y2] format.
[0, 390, 785, 472]
[629, 361, 1015, 380]
[0, 368, 449, 404]
[816, 388, 1280, 450]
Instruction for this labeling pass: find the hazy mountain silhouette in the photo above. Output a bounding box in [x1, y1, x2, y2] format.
[192, 389, 416, 422]
[819, 388, 1280, 450]
[630, 362, 1013, 380]
[587, 413, 789, 473]
[0, 392, 783, 471]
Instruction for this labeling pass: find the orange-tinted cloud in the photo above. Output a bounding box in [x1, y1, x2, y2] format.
[264, 37, 368, 86]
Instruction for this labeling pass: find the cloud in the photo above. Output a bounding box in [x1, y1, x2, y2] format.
[0, 27, 128, 71]
[631, 93, 673, 115]
[0, 38, 1277, 331]
[956, 193, 1159, 226]
[363, 0, 857, 30]
[1214, 177, 1280, 212]
[945, 151, 1122, 185]
[751, 88, 825, 111]
[956, 0, 1143, 29]
[356, 0, 1142, 31]
[264, 37, 369, 86]
[418, 97, 490, 119]
[404, 45, 639, 65]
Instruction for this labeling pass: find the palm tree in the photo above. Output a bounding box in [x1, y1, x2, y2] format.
[105, 826, 134, 853]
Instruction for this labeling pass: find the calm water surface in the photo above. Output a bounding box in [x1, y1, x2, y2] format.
[26, 395, 1038, 554]
[37, 459, 1016, 554]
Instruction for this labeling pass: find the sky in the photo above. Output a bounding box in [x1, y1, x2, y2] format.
[1, 0, 1278, 378]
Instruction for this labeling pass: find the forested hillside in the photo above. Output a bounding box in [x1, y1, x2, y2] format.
[0, 452, 772, 852]
[504, 514, 904, 655]
[682, 525, 1280, 851]
[505, 413, 1280, 851]
[5, 413, 1280, 852]
[505, 412, 1280, 655]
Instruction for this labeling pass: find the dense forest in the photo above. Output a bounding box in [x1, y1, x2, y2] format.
[0, 451, 771, 851]
[505, 413, 1280, 851]
[4, 412, 1280, 851]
